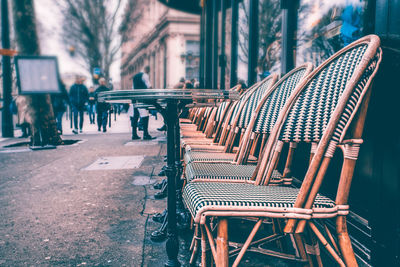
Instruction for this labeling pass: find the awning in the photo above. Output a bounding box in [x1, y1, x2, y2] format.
[158, 0, 201, 14]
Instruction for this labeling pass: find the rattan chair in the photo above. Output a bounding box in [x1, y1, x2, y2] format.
[182, 75, 277, 151]
[184, 65, 313, 169]
[183, 35, 382, 267]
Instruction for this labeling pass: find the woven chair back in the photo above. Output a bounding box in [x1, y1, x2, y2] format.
[237, 76, 280, 128]
[252, 65, 313, 134]
[256, 35, 382, 191]
[228, 75, 277, 125]
[215, 101, 228, 122]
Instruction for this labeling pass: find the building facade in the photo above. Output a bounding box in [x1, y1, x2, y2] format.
[120, 0, 200, 89]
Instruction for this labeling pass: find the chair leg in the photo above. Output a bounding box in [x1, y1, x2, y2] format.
[308, 228, 323, 267]
[216, 218, 229, 267]
[201, 226, 212, 267]
[337, 216, 358, 266]
[190, 224, 201, 265]
[293, 233, 314, 267]
[272, 218, 284, 252]
[308, 221, 345, 267]
[232, 219, 262, 267]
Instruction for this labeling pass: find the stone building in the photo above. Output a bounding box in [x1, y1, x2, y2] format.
[120, 0, 200, 89]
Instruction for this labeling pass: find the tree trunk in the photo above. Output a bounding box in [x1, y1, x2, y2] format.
[12, 0, 62, 146]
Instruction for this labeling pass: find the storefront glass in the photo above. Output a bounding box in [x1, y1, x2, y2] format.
[237, 0, 250, 85]
[186, 40, 200, 81]
[257, 0, 282, 80]
[296, 0, 368, 66]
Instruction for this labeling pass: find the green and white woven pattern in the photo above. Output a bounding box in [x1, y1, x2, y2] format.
[279, 45, 368, 142]
[331, 50, 381, 143]
[184, 151, 236, 164]
[254, 68, 307, 133]
[228, 87, 256, 125]
[185, 162, 282, 182]
[183, 182, 336, 219]
[237, 78, 274, 128]
[215, 101, 228, 122]
[185, 162, 257, 182]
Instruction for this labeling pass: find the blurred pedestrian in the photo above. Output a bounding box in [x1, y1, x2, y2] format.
[51, 81, 70, 135]
[238, 79, 248, 94]
[14, 95, 31, 138]
[95, 78, 111, 132]
[131, 66, 155, 140]
[88, 86, 96, 124]
[184, 80, 194, 89]
[69, 76, 89, 134]
[174, 77, 185, 89]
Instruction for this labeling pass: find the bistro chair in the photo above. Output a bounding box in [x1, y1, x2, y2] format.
[183, 35, 382, 266]
[184, 64, 313, 265]
[184, 64, 313, 168]
[182, 75, 277, 151]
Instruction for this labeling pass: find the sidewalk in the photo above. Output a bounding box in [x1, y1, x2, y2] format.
[0, 112, 291, 266]
[0, 113, 184, 266]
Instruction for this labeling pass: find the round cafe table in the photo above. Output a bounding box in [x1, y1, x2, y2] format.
[98, 89, 239, 266]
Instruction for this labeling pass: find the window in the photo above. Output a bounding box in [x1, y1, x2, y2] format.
[257, 0, 282, 80]
[237, 0, 250, 85]
[224, 4, 232, 89]
[296, 0, 368, 66]
[185, 40, 200, 81]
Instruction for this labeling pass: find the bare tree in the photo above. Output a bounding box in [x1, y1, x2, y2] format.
[258, 0, 281, 73]
[57, 0, 140, 81]
[12, 0, 62, 146]
[237, 0, 281, 73]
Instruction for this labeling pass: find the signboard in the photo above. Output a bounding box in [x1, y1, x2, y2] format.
[14, 56, 62, 94]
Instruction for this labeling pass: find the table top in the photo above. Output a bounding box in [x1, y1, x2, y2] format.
[97, 89, 239, 103]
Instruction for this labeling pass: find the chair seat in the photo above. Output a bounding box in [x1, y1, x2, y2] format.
[179, 118, 193, 124]
[185, 144, 225, 152]
[184, 151, 258, 164]
[185, 162, 258, 182]
[183, 182, 336, 223]
[181, 137, 217, 147]
[184, 151, 236, 164]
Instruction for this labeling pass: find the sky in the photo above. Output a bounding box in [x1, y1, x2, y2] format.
[34, 0, 123, 85]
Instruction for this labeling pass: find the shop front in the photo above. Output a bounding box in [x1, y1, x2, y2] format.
[160, 0, 400, 265]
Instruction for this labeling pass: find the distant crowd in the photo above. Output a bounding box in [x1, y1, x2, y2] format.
[12, 66, 202, 139]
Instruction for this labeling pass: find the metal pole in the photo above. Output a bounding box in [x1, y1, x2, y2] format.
[205, 0, 213, 89]
[230, 0, 239, 88]
[164, 99, 180, 267]
[199, 7, 205, 88]
[219, 0, 226, 89]
[281, 0, 298, 75]
[248, 0, 259, 85]
[1, 0, 14, 137]
[212, 0, 219, 89]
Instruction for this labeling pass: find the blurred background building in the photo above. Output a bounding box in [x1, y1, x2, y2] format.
[120, 0, 200, 89]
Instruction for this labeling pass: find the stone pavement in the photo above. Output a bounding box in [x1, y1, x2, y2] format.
[0, 112, 181, 266]
[0, 111, 297, 267]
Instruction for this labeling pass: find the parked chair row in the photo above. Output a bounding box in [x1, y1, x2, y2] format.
[179, 35, 382, 266]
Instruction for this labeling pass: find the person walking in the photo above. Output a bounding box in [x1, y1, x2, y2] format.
[131, 66, 155, 140]
[69, 76, 89, 134]
[95, 78, 111, 132]
[87, 86, 96, 124]
[14, 95, 31, 138]
[51, 81, 70, 135]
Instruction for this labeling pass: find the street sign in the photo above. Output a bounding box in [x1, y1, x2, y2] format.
[0, 48, 17, 56]
[14, 56, 62, 94]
